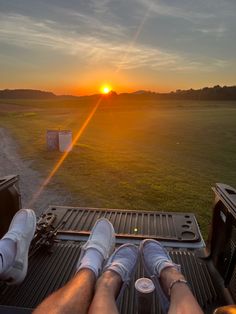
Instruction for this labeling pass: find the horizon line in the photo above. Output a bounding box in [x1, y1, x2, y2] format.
[1, 84, 236, 98]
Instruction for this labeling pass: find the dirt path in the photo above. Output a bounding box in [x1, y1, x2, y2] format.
[0, 128, 73, 215]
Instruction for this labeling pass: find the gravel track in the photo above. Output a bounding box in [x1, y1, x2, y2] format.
[0, 128, 73, 215]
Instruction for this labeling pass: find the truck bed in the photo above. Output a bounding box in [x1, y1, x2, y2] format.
[0, 206, 229, 314]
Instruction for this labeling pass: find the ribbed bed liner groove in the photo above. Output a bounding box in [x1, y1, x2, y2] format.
[45, 206, 202, 244]
[0, 242, 223, 313]
[0, 243, 82, 308]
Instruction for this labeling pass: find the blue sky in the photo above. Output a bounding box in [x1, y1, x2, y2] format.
[0, 0, 235, 94]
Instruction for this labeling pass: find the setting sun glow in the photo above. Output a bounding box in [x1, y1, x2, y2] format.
[101, 85, 111, 94]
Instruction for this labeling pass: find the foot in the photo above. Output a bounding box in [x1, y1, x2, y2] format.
[103, 243, 139, 284]
[102, 243, 139, 302]
[76, 218, 115, 278]
[0, 209, 37, 285]
[160, 266, 186, 296]
[140, 239, 180, 279]
[140, 239, 183, 313]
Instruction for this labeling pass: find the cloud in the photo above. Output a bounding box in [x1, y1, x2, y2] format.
[64, 9, 125, 40]
[173, 58, 229, 72]
[89, 0, 111, 14]
[0, 12, 229, 73]
[196, 26, 227, 37]
[136, 0, 214, 23]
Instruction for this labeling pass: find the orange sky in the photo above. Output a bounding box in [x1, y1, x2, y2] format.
[0, 1, 235, 96]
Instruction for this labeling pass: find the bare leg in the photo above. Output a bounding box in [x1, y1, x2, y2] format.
[35, 218, 115, 314]
[160, 267, 203, 314]
[88, 270, 122, 314]
[34, 269, 96, 314]
[89, 243, 138, 314]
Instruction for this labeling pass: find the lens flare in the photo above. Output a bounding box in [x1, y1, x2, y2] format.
[101, 85, 111, 94]
[28, 97, 102, 207]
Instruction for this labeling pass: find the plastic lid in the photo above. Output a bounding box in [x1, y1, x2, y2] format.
[135, 278, 155, 294]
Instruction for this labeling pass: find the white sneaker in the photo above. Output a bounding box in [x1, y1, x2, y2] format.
[0, 209, 36, 285]
[76, 218, 115, 275]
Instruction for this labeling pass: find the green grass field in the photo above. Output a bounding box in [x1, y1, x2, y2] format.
[1, 97, 236, 238]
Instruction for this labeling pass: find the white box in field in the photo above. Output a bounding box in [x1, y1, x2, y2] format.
[59, 130, 72, 152]
[46, 130, 59, 151]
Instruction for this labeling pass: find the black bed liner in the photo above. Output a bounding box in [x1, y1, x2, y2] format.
[0, 241, 224, 314]
[0, 206, 228, 314]
[45, 206, 204, 247]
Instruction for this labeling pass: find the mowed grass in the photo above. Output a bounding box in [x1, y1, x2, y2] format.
[1, 97, 236, 238]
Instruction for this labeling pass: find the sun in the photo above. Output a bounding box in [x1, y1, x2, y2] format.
[101, 85, 111, 94]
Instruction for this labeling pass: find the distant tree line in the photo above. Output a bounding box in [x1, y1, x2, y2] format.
[122, 85, 236, 101]
[0, 89, 56, 99]
[167, 85, 236, 100]
[0, 85, 236, 100]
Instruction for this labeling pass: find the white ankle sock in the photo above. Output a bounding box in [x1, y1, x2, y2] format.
[0, 239, 16, 274]
[77, 248, 104, 278]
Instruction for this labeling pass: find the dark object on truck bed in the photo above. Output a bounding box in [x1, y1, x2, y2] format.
[0, 175, 235, 313]
[0, 175, 21, 238]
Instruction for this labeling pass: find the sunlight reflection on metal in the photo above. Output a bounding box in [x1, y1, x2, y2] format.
[28, 97, 102, 207]
[115, 3, 152, 73]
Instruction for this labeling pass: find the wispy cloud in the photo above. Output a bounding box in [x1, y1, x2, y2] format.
[89, 0, 111, 14]
[196, 26, 226, 37]
[57, 7, 126, 40]
[0, 12, 230, 74]
[136, 0, 214, 23]
[173, 58, 229, 72]
[0, 1, 234, 91]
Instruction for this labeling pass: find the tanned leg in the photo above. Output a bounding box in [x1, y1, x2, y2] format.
[88, 270, 122, 314]
[34, 269, 96, 314]
[160, 267, 203, 314]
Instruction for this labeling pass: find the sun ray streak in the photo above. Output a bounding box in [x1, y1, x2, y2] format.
[25, 3, 151, 209]
[115, 3, 152, 73]
[28, 97, 102, 207]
